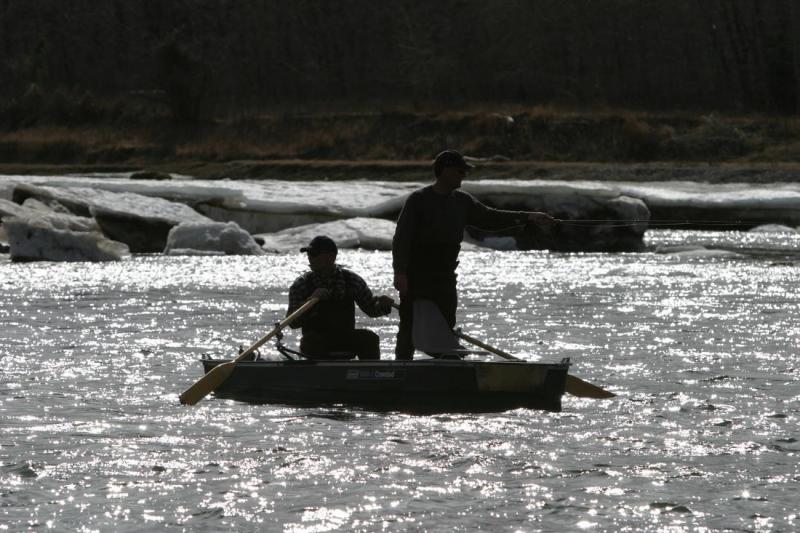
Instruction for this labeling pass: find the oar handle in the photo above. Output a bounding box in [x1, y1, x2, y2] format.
[234, 297, 320, 363]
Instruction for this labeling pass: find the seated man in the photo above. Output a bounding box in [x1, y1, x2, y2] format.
[287, 235, 393, 360]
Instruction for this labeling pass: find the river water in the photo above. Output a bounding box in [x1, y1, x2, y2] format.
[1, 231, 799, 532]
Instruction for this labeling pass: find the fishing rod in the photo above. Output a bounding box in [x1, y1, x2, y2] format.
[471, 218, 756, 233]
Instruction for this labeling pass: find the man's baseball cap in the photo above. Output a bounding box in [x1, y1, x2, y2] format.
[433, 149, 475, 176]
[300, 235, 338, 254]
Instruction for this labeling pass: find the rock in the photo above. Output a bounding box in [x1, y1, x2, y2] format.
[5, 213, 129, 262]
[13, 183, 212, 252]
[130, 170, 172, 181]
[0, 198, 32, 219]
[466, 234, 517, 250]
[615, 182, 800, 229]
[655, 245, 707, 254]
[165, 248, 227, 256]
[13, 183, 91, 216]
[464, 184, 650, 252]
[257, 217, 498, 253]
[21, 197, 72, 214]
[748, 224, 797, 234]
[656, 245, 743, 258]
[164, 221, 265, 255]
[256, 217, 396, 252]
[93, 212, 177, 253]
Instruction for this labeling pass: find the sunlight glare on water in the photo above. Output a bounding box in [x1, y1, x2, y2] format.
[1, 243, 799, 531]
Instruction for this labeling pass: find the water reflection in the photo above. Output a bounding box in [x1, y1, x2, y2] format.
[1, 246, 799, 530]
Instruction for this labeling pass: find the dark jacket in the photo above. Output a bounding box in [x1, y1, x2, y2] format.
[287, 266, 386, 337]
[392, 185, 527, 276]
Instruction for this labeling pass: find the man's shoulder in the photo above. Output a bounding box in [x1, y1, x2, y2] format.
[290, 271, 313, 287]
[338, 266, 364, 283]
[408, 184, 435, 199]
[453, 188, 477, 201]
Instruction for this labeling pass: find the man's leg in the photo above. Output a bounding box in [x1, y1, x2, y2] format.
[300, 331, 332, 359]
[394, 294, 414, 360]
[349, 329, 381, 360]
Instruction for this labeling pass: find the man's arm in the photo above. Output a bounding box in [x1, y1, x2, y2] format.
[347, 271, 392, 317]
[286, 278, 311, 328]
[392, 192, 419, 295]
[465, 192, 556, 230]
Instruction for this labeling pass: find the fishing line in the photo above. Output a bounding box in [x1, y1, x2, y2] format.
[471, 219, 752, 232]
[556, 219, 750, 229]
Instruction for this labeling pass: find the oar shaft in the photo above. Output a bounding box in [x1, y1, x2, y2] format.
[233, 297, 319, 364]
[179, 297, 319, 405]
[393, 301, 521, 361]
[393, 301, 614, 399]
[454, 330, 521, 361]
[458, 330, 614, 399]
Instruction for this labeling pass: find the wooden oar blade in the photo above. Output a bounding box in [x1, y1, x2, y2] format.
[179, 361, 236, 405]
[566, 374, 615, 399]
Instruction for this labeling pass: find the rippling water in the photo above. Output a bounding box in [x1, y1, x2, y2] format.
[1, 231, 799, 531]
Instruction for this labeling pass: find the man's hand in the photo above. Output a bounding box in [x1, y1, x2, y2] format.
[394, 273, 409, 296]
[310, 288, 331, 301]
[375, 295, 395, 315]
[527, 212, 558, 225]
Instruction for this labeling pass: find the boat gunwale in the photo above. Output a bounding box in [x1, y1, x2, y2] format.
[200, 358, 570, 370]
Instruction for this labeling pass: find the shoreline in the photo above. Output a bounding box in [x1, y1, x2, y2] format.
[2, 159, 800, 183]
[1, 107, 798, 182]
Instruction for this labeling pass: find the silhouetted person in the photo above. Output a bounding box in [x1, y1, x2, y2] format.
[288, 235, 393, 360]
[392, 149, 556, 360]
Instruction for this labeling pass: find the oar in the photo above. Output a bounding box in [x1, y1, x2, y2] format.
[393, 301, 615, 399]
[179, 297, 319, 405]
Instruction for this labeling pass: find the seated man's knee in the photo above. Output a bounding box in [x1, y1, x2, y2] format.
[300, 332, 328, 358]
[354, 329, 380, 360]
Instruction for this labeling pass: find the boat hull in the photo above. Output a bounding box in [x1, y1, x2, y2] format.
[200, 358, 569, 413]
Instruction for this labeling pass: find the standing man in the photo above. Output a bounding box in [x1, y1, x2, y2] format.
[287, 235, 394, 360]
[392, 149, 556, 360]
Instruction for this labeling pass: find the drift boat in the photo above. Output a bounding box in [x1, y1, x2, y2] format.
[198, 355, 570, 413]
[181, 299, 610, 410]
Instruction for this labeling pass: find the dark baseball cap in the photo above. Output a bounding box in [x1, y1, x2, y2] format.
[300, 235, 338, 254]
[433, 149, 475, 176]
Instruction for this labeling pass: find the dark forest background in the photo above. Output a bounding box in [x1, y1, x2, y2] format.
[1, 0, 799, 167]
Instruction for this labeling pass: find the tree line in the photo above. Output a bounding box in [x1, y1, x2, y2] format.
[1, 0, 799, 123]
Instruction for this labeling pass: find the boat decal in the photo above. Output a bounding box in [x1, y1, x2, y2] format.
[346, 369, 399, 381]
